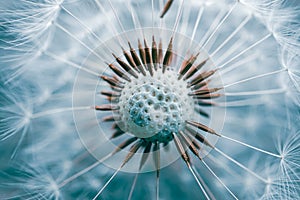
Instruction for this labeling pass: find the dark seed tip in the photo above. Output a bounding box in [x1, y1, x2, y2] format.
[144, 38, 148, 47]
[128, 41, 132, 48]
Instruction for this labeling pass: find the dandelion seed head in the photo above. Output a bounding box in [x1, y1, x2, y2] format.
[0, 0, 299, 199]
[71, 26, 226, 173]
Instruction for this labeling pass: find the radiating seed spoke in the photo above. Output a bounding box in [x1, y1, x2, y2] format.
[93, 140, 144, 200]
[153, 142, 160, 200]
[186, 121, 220, 136]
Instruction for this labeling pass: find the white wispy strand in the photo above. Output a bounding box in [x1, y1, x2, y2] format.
[240, 0, 300, 54]
[280, 47, 300, 105]
[0, 0, 63, 83]
[0, 162, 66, 200]
[0, 84, 33, 159]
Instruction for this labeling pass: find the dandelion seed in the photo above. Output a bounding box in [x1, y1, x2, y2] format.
[0, 162, 65, 200]
[0, 0, 62, 83]
[160, 0, 174, 18]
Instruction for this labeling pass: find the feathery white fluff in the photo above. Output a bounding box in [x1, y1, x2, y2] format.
[0, 0, 299, 199]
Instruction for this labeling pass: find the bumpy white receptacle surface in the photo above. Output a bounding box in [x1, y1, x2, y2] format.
[117, 68, 195, 142]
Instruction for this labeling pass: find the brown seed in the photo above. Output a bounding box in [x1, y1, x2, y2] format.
[184, 59, 208, 81]
[158, 39, 163, 64]
[101, 90, 121, 97]
[121, 140, 144, 167]
[112, 53, 138, 78]
[100, 75, 124, 88]
[128, 42, 146, 76]
[152, 36, 158, 70]
[189, 87, 223, 96]
[189, 69, 217, 87]
[144, 39, 154, 76]
[192, 93, 222, 99]
[186, 120, 220, 136]
[173, 132, 190, 164]
[195, 100, 217, 107]
[110, 129, 125, 139]
[138, 39, 147, 66]
[122, 47, 139, 73]
[163, 37, 173, 73]
[112, 137, 138, 155]
[178, 52, 199, 80]
[139, 142, 152, 170]
[102, 115, 120, 122]
[160, 0, 174, 18]
[108, 63, 131, 82]
[179, 131, 201, 159]
[195, 107, 209, 118]
[153, 142, 160, 177]
[185, 126, 214, 148]
[95, 104, 120, 111]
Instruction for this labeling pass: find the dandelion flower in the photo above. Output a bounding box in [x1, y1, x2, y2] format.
[0, 0, 299, 199]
